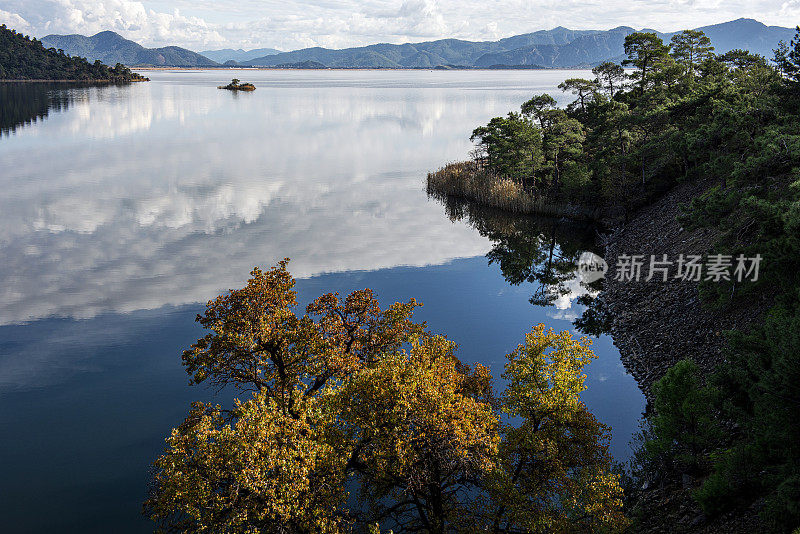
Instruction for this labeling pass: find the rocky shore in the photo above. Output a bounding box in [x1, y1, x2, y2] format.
[599, 178, 772, 402]
[599, 178, 776, 533]
[431, 174, 776, 532]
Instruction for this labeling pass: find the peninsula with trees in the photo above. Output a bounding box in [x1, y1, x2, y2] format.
[428, 26, 800, 532]
[0, 24, 148, 82]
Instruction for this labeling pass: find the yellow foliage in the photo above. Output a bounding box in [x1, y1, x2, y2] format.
[488, 325, 628, 533]
[329, 335, 499, 522]
[145, 392, 346, 533]
[148, 264, 628, 533]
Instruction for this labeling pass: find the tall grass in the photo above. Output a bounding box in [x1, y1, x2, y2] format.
[426, 161, 599, 221]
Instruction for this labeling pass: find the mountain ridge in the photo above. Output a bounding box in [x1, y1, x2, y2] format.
[241, 18, 794, 68]
[199, 47, 282, 63]
[41, 30, 218, 67]
[40, 18, 796, 70]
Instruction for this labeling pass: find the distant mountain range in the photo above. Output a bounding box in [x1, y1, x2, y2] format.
[41, 31, 218, 67]
[239, 27, 623, 68]
[199, 47, 282, 64]
[40, 18, 795, 69]
[239, 19, 795, 69]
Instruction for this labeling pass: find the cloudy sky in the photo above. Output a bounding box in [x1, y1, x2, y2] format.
[0, 0, 797, 52]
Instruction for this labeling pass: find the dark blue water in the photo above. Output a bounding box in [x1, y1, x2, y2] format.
[0, 71, 644, 532]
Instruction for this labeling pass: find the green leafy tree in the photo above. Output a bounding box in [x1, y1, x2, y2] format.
[670, 29, 715, 78]
[521, 93, 557, 128]
[697, 299, 800, 529]
[774, 26, 800, 83]
[645, 360, 719, 473]
[592, 61, 626, 98]
[718, 48, 767, 70]
[622, 32, 671, 93]
[540, 109, 586, 189]
[558, 78, 599, 114]
[471, 112, 544, 187]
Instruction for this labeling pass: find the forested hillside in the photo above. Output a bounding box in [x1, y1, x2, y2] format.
[429, 25, 800, 532]
[0, 25, 147, 81]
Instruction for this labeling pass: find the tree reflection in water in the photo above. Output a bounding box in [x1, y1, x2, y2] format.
[431, 193, 612, 335]
[0, 83, 75, 136]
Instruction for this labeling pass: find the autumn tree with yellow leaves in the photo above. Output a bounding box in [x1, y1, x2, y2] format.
[144, 260, 626, 533]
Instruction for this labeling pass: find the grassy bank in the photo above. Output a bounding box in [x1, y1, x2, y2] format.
[426, 161, 599, 221]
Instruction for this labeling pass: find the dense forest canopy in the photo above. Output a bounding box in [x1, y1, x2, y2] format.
[0, 24, 147, 81]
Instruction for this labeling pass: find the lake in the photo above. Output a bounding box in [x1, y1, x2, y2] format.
[0, 70, 645, 533]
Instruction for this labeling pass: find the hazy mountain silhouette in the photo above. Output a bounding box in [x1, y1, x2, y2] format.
[199, 47, 282, 63]
[40, 19, 796, 69]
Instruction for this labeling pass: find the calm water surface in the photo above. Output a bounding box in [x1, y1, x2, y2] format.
[0, 70, 644, 532]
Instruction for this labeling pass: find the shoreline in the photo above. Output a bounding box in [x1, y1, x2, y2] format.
[130, 66, 596, 71]
[427, 164, 769, 401]
[600, 178, 772, 534]
[0, 78, 149, 83]
[427, 165, 772, 533]
[601, 177, 772, 402]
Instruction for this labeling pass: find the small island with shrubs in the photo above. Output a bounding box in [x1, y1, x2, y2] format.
[218, 78, 255, 91]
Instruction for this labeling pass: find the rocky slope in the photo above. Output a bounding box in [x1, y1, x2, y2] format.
[599, 178, 775, 533]
[600, 178, 773, 401]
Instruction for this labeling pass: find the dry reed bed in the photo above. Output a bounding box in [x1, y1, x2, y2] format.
[426, 162, 599, 221]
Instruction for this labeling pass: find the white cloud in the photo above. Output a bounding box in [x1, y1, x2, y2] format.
[1, 0, 226, 47]
[0, 7, 32, 32]
[0, 0, 798, 51]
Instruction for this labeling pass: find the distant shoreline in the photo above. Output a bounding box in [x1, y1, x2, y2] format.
[0, 78, 149, 83]
[0, 66, 591, 83]
[132, 66, 593, 71]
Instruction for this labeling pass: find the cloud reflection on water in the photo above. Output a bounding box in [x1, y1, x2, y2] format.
[1, 71, 588, 324]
